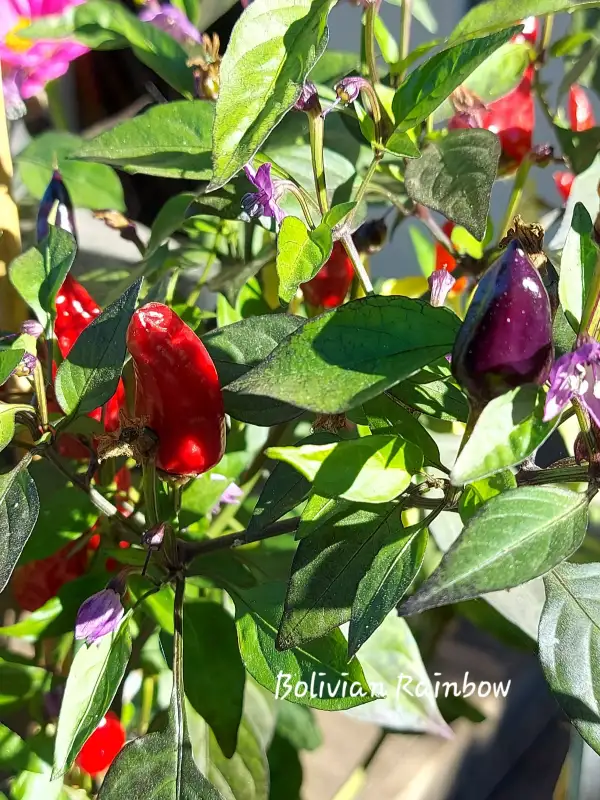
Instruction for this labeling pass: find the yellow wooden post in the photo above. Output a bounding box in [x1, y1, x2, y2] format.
[0, 62, 27, 331]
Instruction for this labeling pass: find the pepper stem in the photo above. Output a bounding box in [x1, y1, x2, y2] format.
[398, 0, 413, 84]
[340, 234, 374, 296]
[364, 2, 380, 91]
[308, 111, 329, 216]
[499, 157, 532, 241]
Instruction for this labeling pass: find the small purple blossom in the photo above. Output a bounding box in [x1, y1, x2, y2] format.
[20, 320, 43, 339]
[241, 163, 286, 226]
[294, 82, 319, 113]
[75, 588, 124, 645]
[429, 269, 456, 307]
[142, 522, 166, 551]
[544, 337, 600, 426]
[335, 76, 370, 105]
[139, 1, 202, 46]
[13, 352, 38, 377]
[210, 474, 243, 516]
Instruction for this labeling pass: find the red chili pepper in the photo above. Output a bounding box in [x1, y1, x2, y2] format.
[449, 67, 535, 167]
[301, 241, 354, 309]
[12, 540, 88, 612]
[50, 275, 127, 456]
[126, 303, 225, 477]
[553, 171, 575, 203]
[76, 712, 126, 777]
[511, 16, 539, 46]
[568, 84, 595, 132]
[434, 222, 468, 295]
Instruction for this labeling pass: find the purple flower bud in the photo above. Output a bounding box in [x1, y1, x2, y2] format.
[452, 240, 553, 404]
[36, 169, 76, 243]
[294, 82, 320, 113]
[12, 352, 38, 378]
[142, 522, 166, 551]
[75, 588, 124, 645]
[20, 320, 43, 339]
[210, 474, 243, 516]
[429, 269, 456, 307]
[139, 2, 201, 45]
[334, 76, 370, 105]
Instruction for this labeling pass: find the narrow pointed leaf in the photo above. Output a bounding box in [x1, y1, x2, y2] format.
[400, 485, 588, 616]
[0, 462, 39, 593]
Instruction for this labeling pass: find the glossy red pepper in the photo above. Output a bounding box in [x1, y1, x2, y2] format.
[450, 66, 535, 167]
[50, 275, 127, 456]
[126, 303, 225, 477]
[553, 171, 575, 204]
[76, 712, 126, 776]
[568, 84, 595, 132]
[12, 540, 88, 612]
[301, 241, 354, 309]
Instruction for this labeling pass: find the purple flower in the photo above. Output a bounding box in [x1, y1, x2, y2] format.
[335, 76, 370, 105]
[294, 82, 319, 113]
[75, 589, 124, 645]
[142, 522, 166, 551]
[544, 337, 600, 426]
[241, 163, 286, 226]
[211, 474, 243, 516]
[21, 320, 43, 338]
[139, 1, 201, 46]
[429, 269, 456, 307]
[2, 69, 25, 121]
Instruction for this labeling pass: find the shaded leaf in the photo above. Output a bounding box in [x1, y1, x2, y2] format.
[558, 202, 597, 331]
[276, 218, 332, 304]
[0, 463, 40, 593]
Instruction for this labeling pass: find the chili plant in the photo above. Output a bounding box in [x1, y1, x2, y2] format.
[0, 0, 599, 797]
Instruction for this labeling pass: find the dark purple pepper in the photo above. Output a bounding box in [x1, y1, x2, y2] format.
[36, 169, 77, 243]
[452, 240, 553, 403]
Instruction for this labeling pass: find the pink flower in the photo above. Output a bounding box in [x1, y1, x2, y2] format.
[544, 336, 600, 427]
[1, 0, 89, 100]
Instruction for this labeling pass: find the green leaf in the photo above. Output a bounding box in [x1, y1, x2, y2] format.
[555, 125, 600, 175]
[0, 463, 40, 593]
[268, 434, 423, 504]
[450, 0, 597, 42]
[210, 0, 336, 189]
[345, 612, 451, 736]
[451, 385, 558, 486]
[400, 485, 589, 616]
[0, 351, 24, 386]
[173, 602, 245, 759]
[391, 27, 517, 133]
[404, 129, 500, 240]
[227, 296, 460, 414]
[16, 131, 125, 212]
[322, 202, 357, 229]
[349, 523, 428, 657]
[360, 393, 444, 470]
[273, 702, 322, 751]
[267, 733, 302, 800]
[559, 202, 597, 330]
[390, 366, 469, 423]
[53, 617, 132, 777]
[146, 193, 196, 257]
[56, 278, 142, 417]
[9, 226, 77, 328]
[202, 313, 305, 426]
[0, 653, 47, 712]
[72, 102, 214, 181]
[230, 582, 372, 710]
[384, 130, 421, 158]
[409, 226, 436, 277]
[0, 724, 28, 771]
[458, 471, 517, 524]
[247, 432, 338, 538]
[539, 562, 600, 755]
[278, 502, 404, 649]
[24, 0, 194, 97]
[432, 42, 532, 123]
[276, 218, 333, 304]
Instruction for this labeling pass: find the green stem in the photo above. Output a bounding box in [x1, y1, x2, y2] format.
[499, 157, 532, 241]
[45, 79, 69, 131]
[347, 155, 381, 233]
[538, 14, 554, 61]
[142, 459, 160, 527]
[364, 2, 379, 90]
[516, 464, 590, 486]
[579, 251, 600, 338]
[308, 112, 329, 215]
[572, 398, 596, 462]
[172, 577, 185, 710]
[33, 360, 48, 428]
[398, 0, 413, 84]
[139, 676, 155, 735]
[341, 234, 374, 295]
[283, 182, 316, 229]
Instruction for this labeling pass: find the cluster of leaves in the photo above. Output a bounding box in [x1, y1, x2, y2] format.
[1, 0, 600, 798]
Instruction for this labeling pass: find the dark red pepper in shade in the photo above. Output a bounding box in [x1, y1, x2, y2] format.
[553, 171, 575, 204]
[434, 222, 468, 296]
[12, 540, 88, 612]
[76, 712, 126, 777]
[451, 240, 553, 403]
[450, 66, 535, 167]
[50, 275, 127, 456]
[569, 84, 596, 132]
[301, 241, 354, 309]
[126, 302, 226, 477]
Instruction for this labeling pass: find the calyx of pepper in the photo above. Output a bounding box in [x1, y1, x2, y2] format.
[96, 410, 158, 464]
[499, 214, 547, 270]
